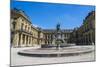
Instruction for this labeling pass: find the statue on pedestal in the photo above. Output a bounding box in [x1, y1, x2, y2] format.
[56, 23, 60, 31]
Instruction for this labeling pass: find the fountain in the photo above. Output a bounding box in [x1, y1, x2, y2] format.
[55, 23, 64, 50]
[18, 23, 94, 57]
[41, 23, 68, 48]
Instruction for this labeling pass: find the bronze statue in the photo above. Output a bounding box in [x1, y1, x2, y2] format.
[56, 23, 60, 31]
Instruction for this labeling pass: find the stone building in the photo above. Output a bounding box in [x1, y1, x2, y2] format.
[11, 9, 73, 47]
[11, 9, 44, 47]
[11, 9, 95, 47]
[43, 29, 72, 45]
[70, 11, 95, 45]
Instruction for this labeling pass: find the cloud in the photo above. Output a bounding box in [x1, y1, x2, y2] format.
[32, 24, 38, 28]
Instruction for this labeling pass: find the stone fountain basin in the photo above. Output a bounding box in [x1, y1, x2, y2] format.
[18, 46, 94, 57]
[41, 44, 75, 48]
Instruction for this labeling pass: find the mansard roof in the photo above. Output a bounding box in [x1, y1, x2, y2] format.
[85, 11, 95, 21]
[11, 8, 32, 24]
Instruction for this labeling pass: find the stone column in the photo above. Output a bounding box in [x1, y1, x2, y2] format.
[32, 38, 34, 46]
[12, 33, 19, 47]
[30, 37, 32, 46]
[24, 35, 26, 46]
[84, 36, 86, 45]
[90, 32, 93, 45]
[28, 36, 30, 46]
[83, 37, 85, 45]
[26, 35, 28, 46]
[27, 36, 29, 46]
[87, 35, 89, 45]
[17, 33, 19, 47]
[88, 34, 90, 45]
[32, 38, 33, 46]
[29, 37, 31, 46]
[12, 34, 16, 47]
[20, 34, 23, 47]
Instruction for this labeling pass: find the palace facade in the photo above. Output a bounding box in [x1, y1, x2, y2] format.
[11, 9, 95, 47]
[43, 29, 72, 45]
[70, 11, 95, 45]
[11, 9, 44, 47]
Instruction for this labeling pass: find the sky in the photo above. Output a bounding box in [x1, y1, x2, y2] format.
[11, 1, 95, 29]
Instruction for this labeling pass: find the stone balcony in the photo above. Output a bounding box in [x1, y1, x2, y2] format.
[18, 29, 33, 35]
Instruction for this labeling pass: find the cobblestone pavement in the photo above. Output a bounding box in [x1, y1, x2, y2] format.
[10, 46, 95, 66]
